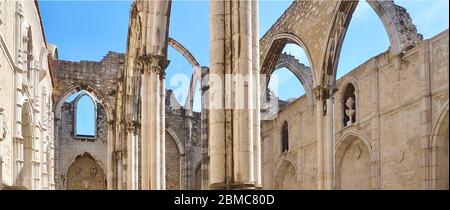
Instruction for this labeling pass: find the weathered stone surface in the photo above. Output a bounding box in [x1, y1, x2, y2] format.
[261, 31, 449, 190]
[1, 0, 447, 191]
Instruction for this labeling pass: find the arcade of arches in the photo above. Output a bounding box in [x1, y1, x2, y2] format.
[0, 0, 448, 190]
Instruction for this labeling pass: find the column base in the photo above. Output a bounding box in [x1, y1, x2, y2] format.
[209, 182, 228, 190]
[231, 182, 257, 190]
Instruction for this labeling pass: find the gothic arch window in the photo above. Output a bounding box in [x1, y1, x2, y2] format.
[26, 27, 33, 81]
[281, 121, 289, 154]
[74, 93, 97, 139]
[343, 83, 356, 127]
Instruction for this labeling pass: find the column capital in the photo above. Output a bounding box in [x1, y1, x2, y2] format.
[312, 84, 337, 101]
[138, 54, 170, 78]
[125, 121, 140, 134]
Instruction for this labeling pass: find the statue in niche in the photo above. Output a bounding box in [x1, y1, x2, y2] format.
[345, 97, 356, 126]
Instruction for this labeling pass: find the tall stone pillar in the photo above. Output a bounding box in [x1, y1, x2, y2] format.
[252, 0, 262, 189]
[314, 87, 325, 190]
[209, 0, 260, 190]
[140, 54, 168, 190]
[107, 121, 114, 190]
[126, 121, 139, 190]
[185, 109, 193, 189]
[134, 0, 171, 190]
[314, 85, 335, 190]
[325, 91, 335, 190]
[160, 69, 166, 190]
[116, 151, 123, 190]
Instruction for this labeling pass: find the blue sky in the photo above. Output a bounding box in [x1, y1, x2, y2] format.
[40, 0, 448, 131]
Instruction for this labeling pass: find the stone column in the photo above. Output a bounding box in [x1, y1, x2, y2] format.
[106, 121, 114, 190]
[209, 0, 227, 189]
[325, 91, 334, 190]
[209, 0, 260, 190]
[184, 110, 193, 189]
[160, 69, 166, 190]
[231, 0, 254, 189]
[252, 0, 262, 189]
[140, 54, 168, 190]
[126, 121, 139, 190]
[314, 84, 335, 190]
[116, 151, 123, 190]
[314, 87, 325, 190]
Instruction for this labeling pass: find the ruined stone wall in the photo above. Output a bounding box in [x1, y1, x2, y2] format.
[51, 51, 124, 189]
[261, 30, 449, 190]
[51, 51, 124, 111]
[164, 90, 202, 190]
[190, 112, 202, 169]
[55, 101, 108, 190]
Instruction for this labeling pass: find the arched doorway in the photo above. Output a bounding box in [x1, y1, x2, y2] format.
[336, 134, 372, 190]
[67, 153, 106, 190]
[432, 108, 449, 190]
[274, 160, 298, 190]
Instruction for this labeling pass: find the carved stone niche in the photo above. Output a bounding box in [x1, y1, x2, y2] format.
[343, 84, 356, 127]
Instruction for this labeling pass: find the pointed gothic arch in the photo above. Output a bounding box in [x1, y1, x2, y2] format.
[66, 152, 106, 190]
[430, 102, 449, 190]
[73, 92, 97, 138]
[274, 158, 299, 190]
[319, 0, 422, 87]
[335, 130, 373, 190]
